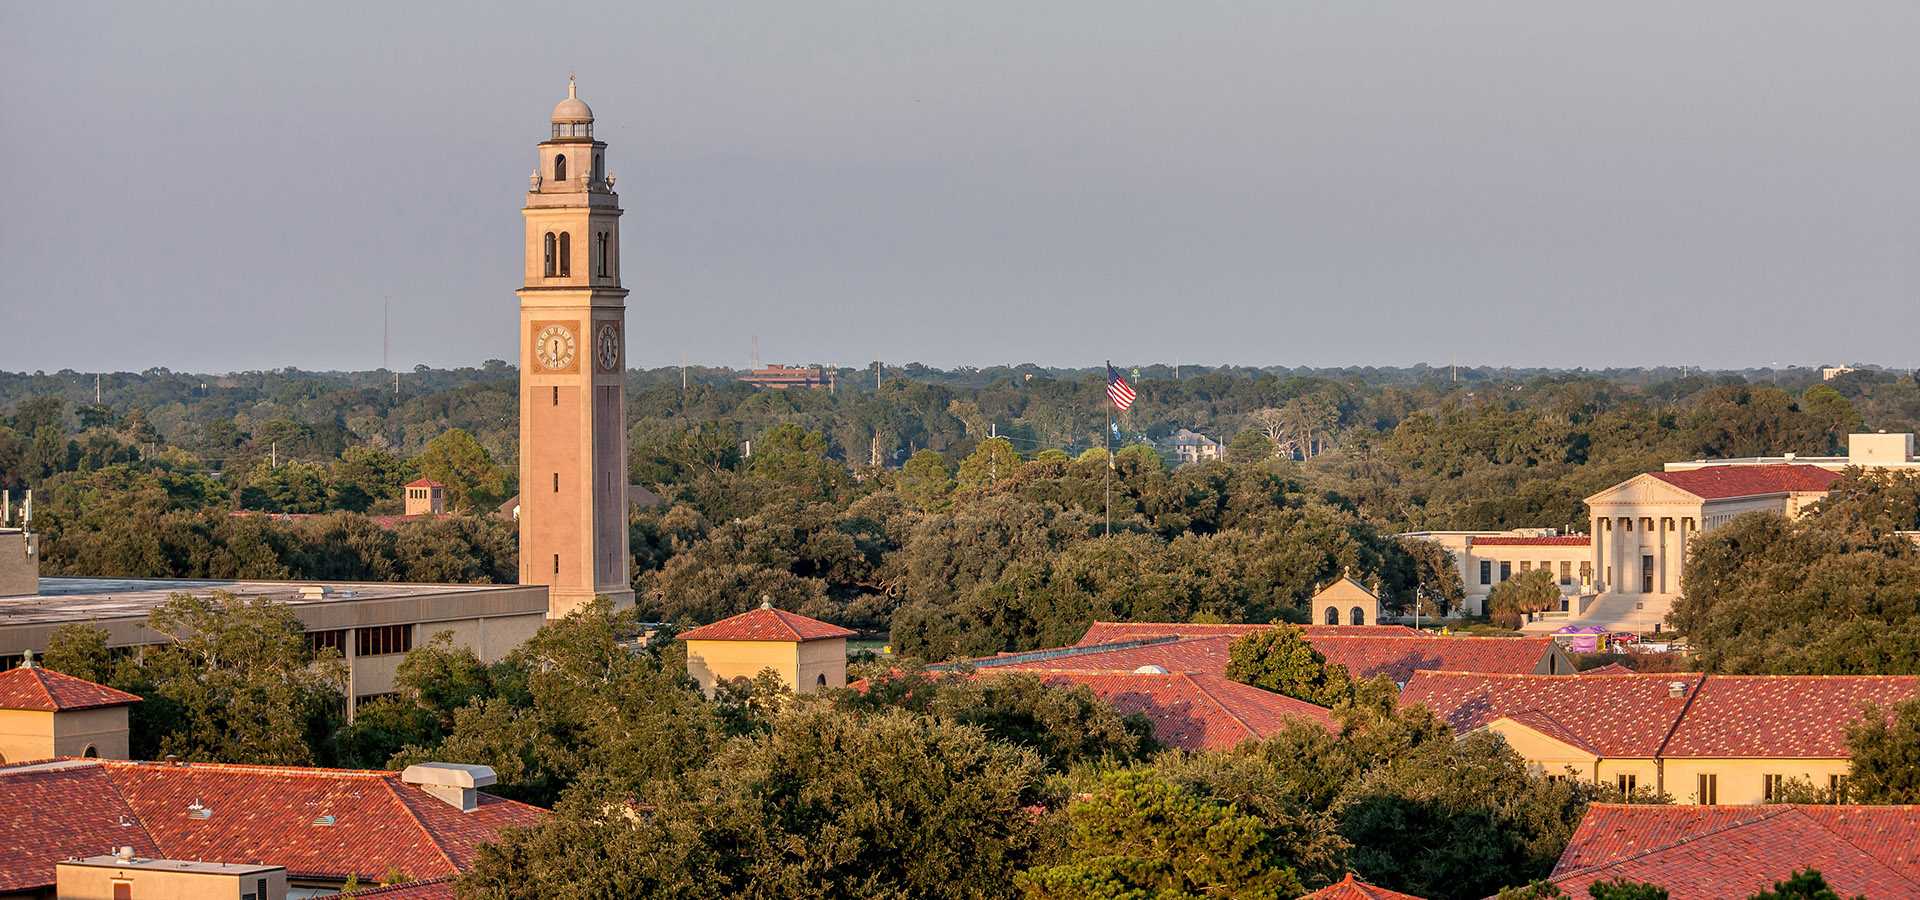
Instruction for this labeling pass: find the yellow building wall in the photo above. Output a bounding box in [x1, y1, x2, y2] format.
[684, 640, 797, 697]
[794, 638, 848, 692]
[1595, 759, 1661, 796]
[0, 708, 54, 764]
[1662, 758, 1853, 805]
[51, 706, 129, 759]
[56, 864, 286, 900]
[1486, 724, 1846, 804]
[1484, 721, 1598, 779]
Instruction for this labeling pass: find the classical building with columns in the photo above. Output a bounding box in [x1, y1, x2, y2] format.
[1536, 464, 1841, 632]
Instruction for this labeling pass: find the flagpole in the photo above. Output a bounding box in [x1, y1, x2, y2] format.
[1104, 360, 1112, 538]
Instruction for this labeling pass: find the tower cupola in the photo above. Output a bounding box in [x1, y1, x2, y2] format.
[550, 75, 594, 139]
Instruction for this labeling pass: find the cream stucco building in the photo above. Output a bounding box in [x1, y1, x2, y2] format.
[56, 855, 286, 900]
[0, 660, 138, 764]
[677, 602, 856, 697]
[1399, 529, 1592, 617]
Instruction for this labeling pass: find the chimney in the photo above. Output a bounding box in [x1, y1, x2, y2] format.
[1668, 681, 1688, 698]
[401, 763, 496, 812]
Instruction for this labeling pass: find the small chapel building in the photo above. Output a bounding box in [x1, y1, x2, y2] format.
[1311, 574, 1384, 627]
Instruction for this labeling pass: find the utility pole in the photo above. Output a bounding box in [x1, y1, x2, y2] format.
[394, 372, 400, 396]
[95, 374, 101, 405]
[270, 442, 278, 469]
[875, 361, 882, 391]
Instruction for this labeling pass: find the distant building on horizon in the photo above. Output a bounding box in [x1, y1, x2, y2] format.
[741, 364, 836, 391]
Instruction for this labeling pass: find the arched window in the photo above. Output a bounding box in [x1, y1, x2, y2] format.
[1349, 606, 1365, 626]
[83, 745, 98, 758]
[592, 153, 604, 183]
[543, 233, 557, 277]
[1324, 606, 1339, 626]
[558, 233, 571, 276]
[816, 673, 827, 687]
[596, 233, 608, 277]
[553, 154, 567, 182]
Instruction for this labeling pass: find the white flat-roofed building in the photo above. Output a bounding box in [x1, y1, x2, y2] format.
[0, 577, 546, 715]
[1663, 431, 1919, 472]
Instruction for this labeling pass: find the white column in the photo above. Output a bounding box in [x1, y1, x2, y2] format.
[1617, 517, 1631, 593]
[1590, 516, 1604, 592]
[1652, 519, 1663, 591]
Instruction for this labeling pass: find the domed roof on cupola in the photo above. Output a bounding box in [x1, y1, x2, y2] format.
[551, 76, 593, 124]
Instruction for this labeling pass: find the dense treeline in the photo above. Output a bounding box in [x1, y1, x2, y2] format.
[1676, 469, 1920, 674]
[11, 363, 1920, 657]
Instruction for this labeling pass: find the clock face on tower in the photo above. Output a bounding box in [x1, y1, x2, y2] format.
[595, 323, 621, 372]
[533, 323, 578, 371]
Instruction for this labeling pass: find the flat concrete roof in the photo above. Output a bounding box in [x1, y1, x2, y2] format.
[3, 577, 528, 627]
[0, 577, 549, 654]
[61, 855, 283, 876]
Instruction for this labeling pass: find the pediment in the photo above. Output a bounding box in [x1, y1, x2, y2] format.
[1585, 473, 1701, 508]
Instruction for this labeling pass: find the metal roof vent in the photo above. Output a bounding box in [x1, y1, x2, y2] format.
[186, 798, 211, 820]
[1668, 681, 1688, 698]
[401, 763, 498, 813]
[1133, 664, 1170, 675]
[113, 846, 136, 862]
[312, 814, 336, 826]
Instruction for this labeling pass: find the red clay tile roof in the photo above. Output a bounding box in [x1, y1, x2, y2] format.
[1300, 872, 1427, 899]
[990, 633, 1559, 686]
[317, 877, 455, 899]
[991, 669, 1334, 751]
[1469, 535, 1591, 547]
[0, 759, 544, 893]
[996, 633, 1558, 687]
[1076, 622, 1419, 645]
[1406, 671, 1920, 760]
[675, 607, 857, 642]
[1311, 636, 1561, 684]
[1403, 671, 1703, 758]
[1004, 635, 1238, 675]
[1648, 464, 1841, 500]
[1578, 662, 1637, 675]
[1659, 676, 1920, 758]
[1551, 804, 1920, 900]
[0, 666, 142, 711]
[404, 478, 445, 488]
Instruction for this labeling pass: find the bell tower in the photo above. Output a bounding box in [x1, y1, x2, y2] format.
[517, 77, 632, 617]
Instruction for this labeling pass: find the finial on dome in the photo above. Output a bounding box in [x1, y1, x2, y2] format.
[568, 72, 577, 98]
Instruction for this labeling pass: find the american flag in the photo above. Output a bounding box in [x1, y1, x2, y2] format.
[1106, 363, 1136, 412]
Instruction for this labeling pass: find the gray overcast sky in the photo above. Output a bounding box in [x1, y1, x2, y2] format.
[3, 2, 1917, 374]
